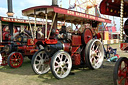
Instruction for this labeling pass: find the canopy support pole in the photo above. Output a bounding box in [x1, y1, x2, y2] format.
[34, 15, 37, 39]
[28, 16, 34, 39]
[47, 13, 56, 40]
[120, 0, 124, 42]
[45, 14, 48, 39]
[0, 21, 2, 42]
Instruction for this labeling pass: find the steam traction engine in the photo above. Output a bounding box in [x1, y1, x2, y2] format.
[100, 0, 128, 85]
[0, 17, 43, 68]
[21, 5, 111, 79]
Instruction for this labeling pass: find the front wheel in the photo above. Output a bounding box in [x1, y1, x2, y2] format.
[31, 49, 50, 75]
[50, 50, 72, 79]
[113, 57, 128, 85]
[7, 52, 23, 68]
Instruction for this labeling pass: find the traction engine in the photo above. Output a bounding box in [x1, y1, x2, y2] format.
[0, 25, 39, 68]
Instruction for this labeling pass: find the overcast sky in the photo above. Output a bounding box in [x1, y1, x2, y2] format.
[0, 0, 123, 31]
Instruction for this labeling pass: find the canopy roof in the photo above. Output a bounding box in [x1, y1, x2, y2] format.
[100, 0, 128, 17]
[0, 16, 42, 25]
[22, 5, 111, 24]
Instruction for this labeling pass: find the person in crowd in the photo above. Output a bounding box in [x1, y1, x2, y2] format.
[105, 44, 117, 59]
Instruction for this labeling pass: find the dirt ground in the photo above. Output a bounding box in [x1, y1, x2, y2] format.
[0, 44, 127, 85]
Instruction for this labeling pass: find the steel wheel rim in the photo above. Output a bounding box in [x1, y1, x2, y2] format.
[89, 40, 104, 69]
[33, 51, 50, 74]
[10, 52, 23, 68]
[53, 51, 72, 78]
[117, 60, 128, 85]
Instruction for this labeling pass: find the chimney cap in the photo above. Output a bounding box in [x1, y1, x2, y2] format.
[7, 12, 14, 17]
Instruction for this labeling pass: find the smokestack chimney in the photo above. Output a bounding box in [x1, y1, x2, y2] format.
[7, 0, 14, 17]
[52, 0, 58, 6]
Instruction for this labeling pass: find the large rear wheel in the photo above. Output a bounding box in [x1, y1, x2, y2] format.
[113, 57, 128, 85]
[85, 39, 104, 69]
[50, 50, 72, 79]
[31, 49, 50, 75]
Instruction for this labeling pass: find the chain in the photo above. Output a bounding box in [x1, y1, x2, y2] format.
[120, 0, 124, 42]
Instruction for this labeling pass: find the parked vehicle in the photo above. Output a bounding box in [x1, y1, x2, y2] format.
[0, 17, 43, 68]
[22, 5, 111, 79]
[100, 0, 128, 85]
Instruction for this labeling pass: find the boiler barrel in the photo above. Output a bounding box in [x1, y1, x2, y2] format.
[48, 43, 71, 52]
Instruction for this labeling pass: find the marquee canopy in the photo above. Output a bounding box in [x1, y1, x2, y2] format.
[22, 5, 111, 24]
[100, 0, 128, 17]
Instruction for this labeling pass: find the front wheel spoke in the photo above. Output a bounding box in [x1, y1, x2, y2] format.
[63, 65, 68, 69]
[38, 54, 42, 59]
[96, 58, 102, 64]
[41, 65, 44, 71]
[43, 55, 47, 60]
[35, 63, 40, 67]
[96, 54, 101, 59]
[95, 60, 100, 67]
[62, 68, 66, 74]
[55, 67, 60, 73]
[120, 71, 127, 77]
[10, 58, 15, 61]
[14, 55, 17, 58]
[95, 45, 99, 51]
[55, 61, 59, 65]
[12, 61, 17, 64]
[35, 59, 40, 62]
[64, 57, 67, 62]
[90, 56, 95, 64]
[18, 57, 21, 59]
[91, 44, 95, 51]
[37, 65, 41, 70]
[125, 78, 128, 85]
[118, 76, 125, 84]
[65, 61, 69, 64]
[91, 50, 94, 54]
[55, 65, 60, 69]
[60, 68, 63, 76]
[121, 66, 127, 73]
[59, 54, 63, 61]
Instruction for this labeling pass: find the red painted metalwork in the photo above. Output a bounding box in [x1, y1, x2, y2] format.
[2, 32, 11, 40]
[83, 28, 93, 44]
[96, 33, 101, 39]
[63, 43, 70, 52]
[45, 39, 58, 44]
[71, 46, 80, 56]
[72, 54, 81, 65]
[100, 0, 128, 17]
[72, 35, 82, 46]
[0, 45, 4, 48]
[120, 43, 128, 51]
[27, 39, 35, 46]
[17, 45, 37, 55]
[8, 52, 23, 68]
